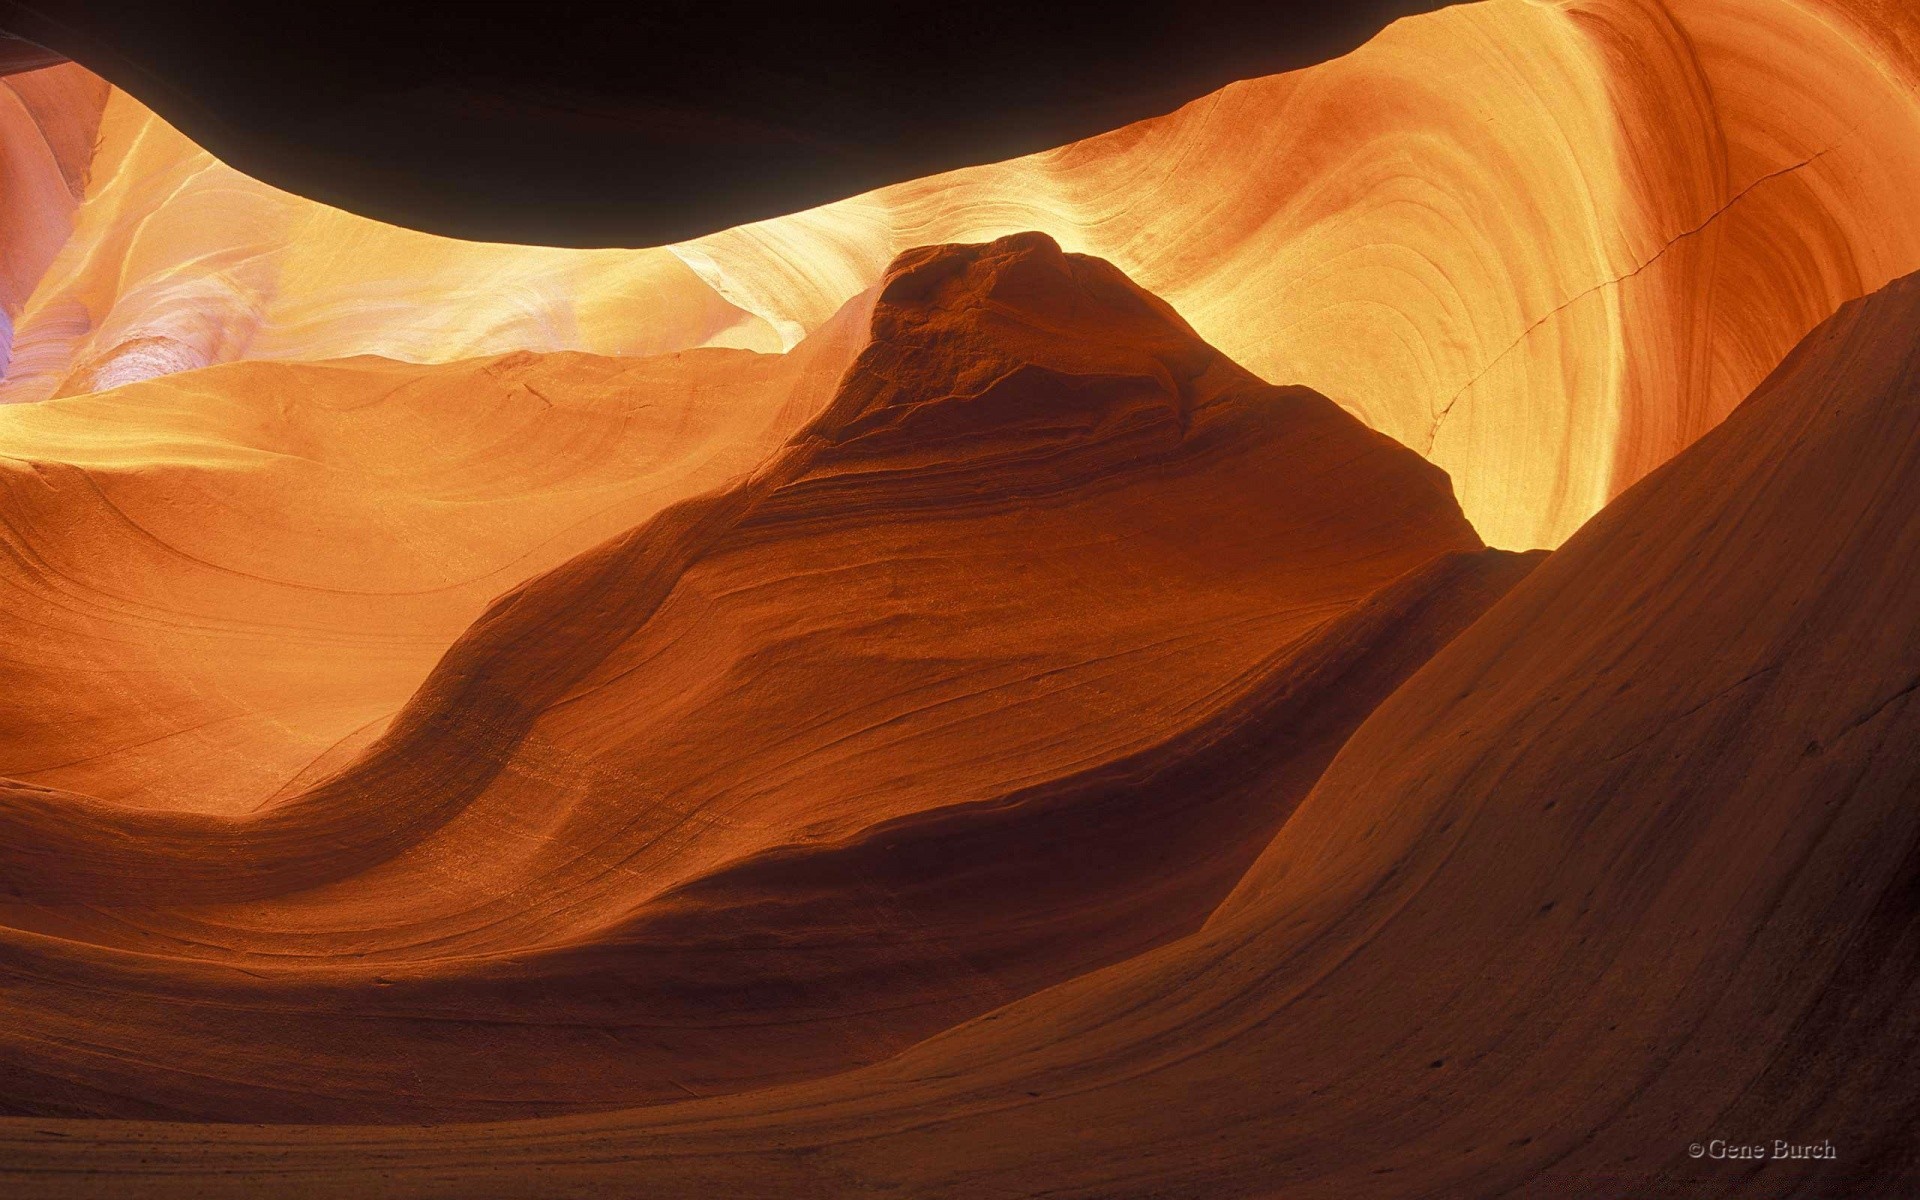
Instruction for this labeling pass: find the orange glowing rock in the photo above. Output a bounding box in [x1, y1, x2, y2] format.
[0, 0, 1918, 1193]
[675, 0, 1920, 548]
[6, 232, 1920, 1200]
[0, 303, 867, 815]
[0, 84, 780, 407]
[8, 0, 1920, 550]
[0, 64, 107, 355]
[0, 234, 1502, 1121]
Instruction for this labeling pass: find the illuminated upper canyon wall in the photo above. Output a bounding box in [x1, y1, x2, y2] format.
[675, 0, 1920, 548]
[0, 63, 106, 358]
[3, 0, 1919, 548]
[0, 66, 782, 405]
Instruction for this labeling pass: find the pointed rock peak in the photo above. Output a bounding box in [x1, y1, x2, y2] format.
[797, 234, 1232, 488]
[875, 231, 1196, 346]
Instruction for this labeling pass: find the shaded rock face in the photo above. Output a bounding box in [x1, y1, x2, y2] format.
[802, 236, 1211, 482]
[358, 256, 1920, 1200]
[0, 234, 1512, 1123]
[0, 34, 64, 76]
[0, 219, 1904, 1198]
[8, 229, 1896, 1200]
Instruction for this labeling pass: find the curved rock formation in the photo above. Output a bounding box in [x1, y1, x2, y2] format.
[8, 1, 1920, 550]
[0, 64, 106, 372]
[0, 1, 1914, 1195]
[678, 0, 1920, 548]
[0, 83, 780, 407]
[13, 326, 880, 827]
[6, 216, 1911, 1200]
[0, 294, 867, 818]
[0, 234, 1520, 1124]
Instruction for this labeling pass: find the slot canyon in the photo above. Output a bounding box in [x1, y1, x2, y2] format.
[0, 1, 1917, 1195]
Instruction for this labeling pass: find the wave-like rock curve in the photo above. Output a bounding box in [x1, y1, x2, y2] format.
[676, 0, 1920, 548]
[9, 219, 1910, 1200]
[7, 1, 1920, 550]
[0, 234, 1523, 1124]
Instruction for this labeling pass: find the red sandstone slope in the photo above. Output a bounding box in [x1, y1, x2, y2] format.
[0, 304, 868, 816]
[0, 234, 1515, 1124]
[470, 254, 1920, 1198]
[12, 254, 1912, 1195]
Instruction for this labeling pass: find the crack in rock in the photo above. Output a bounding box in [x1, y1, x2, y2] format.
[1423, 132, 1857, 454]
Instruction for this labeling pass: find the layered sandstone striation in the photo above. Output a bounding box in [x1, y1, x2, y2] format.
[0, 0, 1916, 1194]
[677, 0, 1920, 548]
[0, 235, 1521, 1124]
[0, 299, 868, 816]
[7, 1, 1920, 549]
[4, 219, 1908, 1200]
